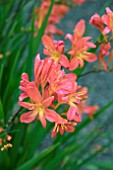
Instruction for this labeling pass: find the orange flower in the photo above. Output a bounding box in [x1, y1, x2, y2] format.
[66, 20, 97, 70]
[18, 82, 59, 128]
[35, 1, 68, 37]
[19, 73, 30, 101]
[102, 7, 113, 35]
[61, 85, 88, 120]
[42, 35, 69, 68]
[51, 117, 76, 138]
[89, 13, 104, 32]
[98, 43, 111, 71]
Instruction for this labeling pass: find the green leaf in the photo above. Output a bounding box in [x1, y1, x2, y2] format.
[3, 48, 23, 107]
[76, 141, 113, 168]
[17, 123, 52, 166]
[87, 161, 113, 169]
[0, 64, 3, 96]
[9, 124, 28, 169]
[0, 99, 4, 121]
[55, 100, 113, 144]
[15, 143, 59, 170]
[75, 100, 113, 134]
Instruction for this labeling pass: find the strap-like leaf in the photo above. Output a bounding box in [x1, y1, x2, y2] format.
[0, 99, 4, 121]
[15, 143, 59, 170]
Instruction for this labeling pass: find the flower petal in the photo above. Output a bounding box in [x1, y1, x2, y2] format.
[42, 35, 55, 50]
[18, 101, 35, 110]
[20, 111, 37, 123]
[67, 106, 77, 120]
[27, 82, 42, 103]
[45, 109, 60, 122]
[74, 19, 85, 37]
[65, 33, 73, 42]
[59, 128, 64, 135]
[59, 54, 70, 68]
[19, 93, 28, 101]
[38, 113, 46, 128]
[74, 114, 82, 123]
[69, 57, 79, 70]
[102, 14, 108, 25]
[102, 26, 111, 35]
[106, 7, 112, 14]
[51, 129, 57, 138]
[43, 96, 54, 108]
[66, 125, 75, 132]
[84, 53, 97, 62]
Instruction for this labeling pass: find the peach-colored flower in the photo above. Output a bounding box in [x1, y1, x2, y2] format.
[34, 54, 55, 87]
[102, 7, 113, 35]
[6, 135, 12, 141]
[51, 117, 76, 138]
[68, 39, 97, 70]
[66, 19, 86, 43]
[66, 20, 97, 70]
[89, 13, 104, 32]
[61, 85, 88, 120]
[98, 43, 111, 71]
[42, 35, 69, 67]
[83, 105, 99, 119]
[77, 101, 99, 119]
[48, 69, 77, 97]
[35, 1, 68, 37]
[19, 73, 30, 101]
[73, 113, 82, 123]
[18, 82, 59, 128]
[35, 1, 49, 29]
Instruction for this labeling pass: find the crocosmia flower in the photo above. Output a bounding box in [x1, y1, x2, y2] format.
[51, 118, 76, 138]
[66, 20, 97, 70]
[18, 82, 59, 128]
[42, 35, 69, 68]
[98, 42, 111, 71]
[19, 73, 30, 101]
[102, 7, 113, 35]
[89, 13, 104, 32]
[35, 1, 68, 37]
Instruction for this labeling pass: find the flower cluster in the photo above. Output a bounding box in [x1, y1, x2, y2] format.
[35, 0, 69, 37]
[18, 18, 99, 137]
[0, 127, 12, 151]
[90, 7, 113, 36]
[41, 19, 97, 71]
[18, 53, 88, 137]
[34, 0, 88, 38]
[90, 7, 113, 71]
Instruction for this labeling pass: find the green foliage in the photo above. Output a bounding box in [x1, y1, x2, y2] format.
[0, 0, 113, 170]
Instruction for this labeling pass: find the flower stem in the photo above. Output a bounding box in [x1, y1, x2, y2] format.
[54, 102, 65, 110]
